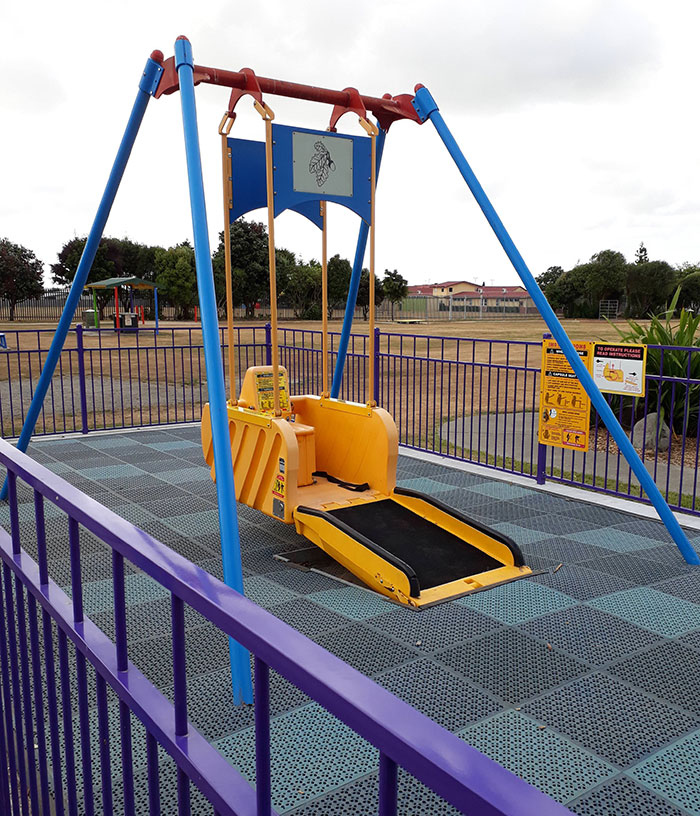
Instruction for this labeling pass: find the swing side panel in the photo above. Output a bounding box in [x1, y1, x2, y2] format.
[201, 403, 299, 524]
[290, 395, 398, 496]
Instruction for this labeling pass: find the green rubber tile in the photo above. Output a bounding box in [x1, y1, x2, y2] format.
[459, 710, 616, 804]
[588, 588, 700, 638]
[456, 580, 576, 625]
[630, 729, 700, 814]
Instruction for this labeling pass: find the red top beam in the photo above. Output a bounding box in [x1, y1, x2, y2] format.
[153, 55, 422, 131]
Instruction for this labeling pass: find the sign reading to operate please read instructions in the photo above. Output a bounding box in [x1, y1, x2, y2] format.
[538, 340, 592, 451]
[591, 343, 647, 398]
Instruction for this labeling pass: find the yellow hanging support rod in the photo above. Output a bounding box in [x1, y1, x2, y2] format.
[218, 112, 237, 404]
[254, 100, 282, 416]
[358, 117, 378, 407]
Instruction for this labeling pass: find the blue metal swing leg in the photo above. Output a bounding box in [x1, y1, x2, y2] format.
[175, 36, 253, 703]
[330, 125, 386, 398]
[1, 53, 164, 501]
[412, 85, 699, 566]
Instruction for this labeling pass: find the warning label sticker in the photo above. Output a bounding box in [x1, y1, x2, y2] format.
[539, 340, 592, 451]
[256, 371, 290, 413]
[272, 473, 286, 499]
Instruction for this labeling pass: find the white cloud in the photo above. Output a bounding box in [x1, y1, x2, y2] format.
[1, 0, 699, 291]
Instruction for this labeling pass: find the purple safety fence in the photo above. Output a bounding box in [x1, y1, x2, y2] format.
[0, 439, 569, 815]
[2, 324, 699, 517]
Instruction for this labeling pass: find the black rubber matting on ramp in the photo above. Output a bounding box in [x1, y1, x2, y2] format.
[329, 499, 501, 590]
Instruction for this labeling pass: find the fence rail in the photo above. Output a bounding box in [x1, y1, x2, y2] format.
[0, 439, 568, 815]
[2, 324, 699, 516]
[1, 291, 541, 323]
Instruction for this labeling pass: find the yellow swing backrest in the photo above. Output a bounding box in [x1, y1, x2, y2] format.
[237, 365, 291, 415]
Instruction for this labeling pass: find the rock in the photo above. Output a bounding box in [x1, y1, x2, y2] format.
[631, 413, 670, 452]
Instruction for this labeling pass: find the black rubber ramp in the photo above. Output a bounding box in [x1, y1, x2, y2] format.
[329, 499, 501, 591]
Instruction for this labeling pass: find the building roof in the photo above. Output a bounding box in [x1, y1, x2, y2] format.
[431, 280, 479, 288]
[406, 283, 531, 299]
[86, 276, 157, 290]
[478, 285, 530, 298]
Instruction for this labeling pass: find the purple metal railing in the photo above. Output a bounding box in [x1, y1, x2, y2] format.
[0, 439, 570, 815]
[3, 325, 700, 516]
[0, 326, 268, 439]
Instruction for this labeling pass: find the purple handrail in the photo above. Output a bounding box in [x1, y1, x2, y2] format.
[0, 439, 571, 815]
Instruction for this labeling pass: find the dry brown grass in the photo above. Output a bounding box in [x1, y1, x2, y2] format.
[0, 317, 640, 441]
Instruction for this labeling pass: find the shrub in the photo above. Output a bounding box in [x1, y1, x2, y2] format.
[608, 287, 700, 436]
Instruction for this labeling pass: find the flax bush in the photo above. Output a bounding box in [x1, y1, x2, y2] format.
[608, 287, 700, 436]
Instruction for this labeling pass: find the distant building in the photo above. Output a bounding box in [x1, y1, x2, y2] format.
[405, 281, 535, 315]
[431, 280, 480, 297]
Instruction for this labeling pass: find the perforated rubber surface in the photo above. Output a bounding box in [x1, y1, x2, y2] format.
[8, 427, 700, 815]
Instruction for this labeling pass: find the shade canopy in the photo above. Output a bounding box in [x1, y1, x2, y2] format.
[86, 276, 157, 290]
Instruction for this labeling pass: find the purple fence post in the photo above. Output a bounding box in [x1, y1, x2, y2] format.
[536, 444, 547, 485]
[75, 324, 89, 435]
[536, 332, 550, 484]
[265, 323, 272, 366]
[373, 327, 381, 405]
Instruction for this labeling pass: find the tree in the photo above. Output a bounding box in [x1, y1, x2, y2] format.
[635, 242, 649, 265]
[275, 248, 296, 308]
[382, 269, 408, 320]
[51, 236, 159, 317]
[212, 220, 269, 318]
[586, 250, 627, 304]
[286, 262, 322, 318]
[52, 237, 116, 316]
[357, 269, 385, 320]
[625, 259, 676, 317]
[551, 250, 627, 318]
[676, 264, 700, 312]
[155, 243, 197, 319]
[549, 264, 590, 317]
[536, 266, 564, 306]
[0, 239, 44, 321]
[327, 254, 352, 318]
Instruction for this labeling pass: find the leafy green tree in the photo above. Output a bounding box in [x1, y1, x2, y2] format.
[382, 268, 408, 320]
[0, 239, 44, 321]
[586, 250, 627, 304]
[625, 259, 676, 317]
[551, 251, 627, 318]
[327, 254, 352, 318]
[52, 237, 116, 316]
[51, 236, 159, 317]
[357, 269, 385, 320]
[155, 243, 197, 319]
[536, 266, 564, 306]
[635, 242, 649, 264]
[549, 264, 589, 317]
[676, 264, 700, 311]
[212, 220, 269, 318]
[286, 262, 322, 318]
[275, 248, 296, 307]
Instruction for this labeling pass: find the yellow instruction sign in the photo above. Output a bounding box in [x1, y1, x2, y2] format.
[539, 340, 592, 451]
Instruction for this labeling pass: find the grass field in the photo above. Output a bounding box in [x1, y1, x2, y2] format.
[2, 315, 696, 512]
[0, 316, 638, 437]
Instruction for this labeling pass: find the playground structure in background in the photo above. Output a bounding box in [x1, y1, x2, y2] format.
[5, 37, 698, 707]
[85, 276, 159, 334]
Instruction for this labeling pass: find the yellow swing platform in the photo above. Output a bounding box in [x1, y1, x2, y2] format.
[202, 365, 531, 608]
[201, 96, 531, 608]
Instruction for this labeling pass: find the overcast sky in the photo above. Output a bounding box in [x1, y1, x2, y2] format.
[2, 0, 699, 289]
